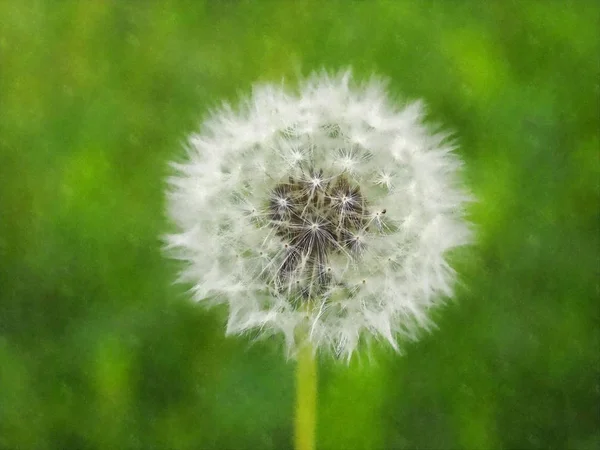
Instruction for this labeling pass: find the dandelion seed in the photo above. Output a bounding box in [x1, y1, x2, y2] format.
[165, 70, 473, 360]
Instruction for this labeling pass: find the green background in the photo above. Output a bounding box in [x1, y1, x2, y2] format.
[1, 1, 598, 449]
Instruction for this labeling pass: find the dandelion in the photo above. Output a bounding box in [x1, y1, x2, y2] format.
[165, 70, 473, 449]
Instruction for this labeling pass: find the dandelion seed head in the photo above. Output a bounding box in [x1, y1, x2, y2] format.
[166, 70, 473, 360]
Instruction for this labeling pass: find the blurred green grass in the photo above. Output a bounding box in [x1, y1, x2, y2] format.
[0, 1, 598, 449]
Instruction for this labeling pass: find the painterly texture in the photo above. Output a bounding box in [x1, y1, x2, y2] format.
[0, 1, 598, 449]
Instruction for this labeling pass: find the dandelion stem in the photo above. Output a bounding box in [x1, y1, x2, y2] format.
[295, 339, 317, 450]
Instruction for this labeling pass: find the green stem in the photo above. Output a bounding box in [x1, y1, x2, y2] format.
[295, 339, 317, 450]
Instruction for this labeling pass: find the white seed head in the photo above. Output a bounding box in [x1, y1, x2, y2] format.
[165, 70, 473, 360]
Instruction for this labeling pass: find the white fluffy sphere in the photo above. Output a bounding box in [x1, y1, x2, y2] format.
[166, 71, 472, 359]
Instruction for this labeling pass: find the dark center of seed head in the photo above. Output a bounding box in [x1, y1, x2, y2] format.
[266, 170, 371, 298]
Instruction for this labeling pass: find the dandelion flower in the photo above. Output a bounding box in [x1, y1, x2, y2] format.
[166, 71, 472, 360]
